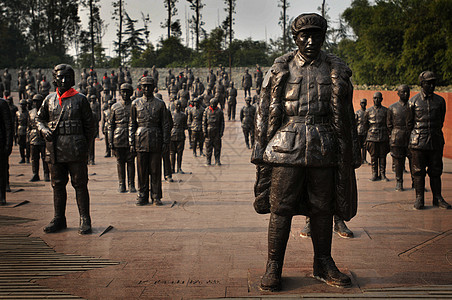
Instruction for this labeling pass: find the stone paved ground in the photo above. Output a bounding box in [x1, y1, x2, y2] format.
[1, 91, 451, 299]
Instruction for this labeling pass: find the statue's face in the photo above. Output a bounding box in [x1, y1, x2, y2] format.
[421, 80, 435, 96]
[397, 86, 410, 102]
[176, 103, 181, 111]
[120, 89, 133, 101]
[360, 101, 367, 110]
[373, 94, 383, 106]
[142, 84, 154, 97]
[55, 70, 73, 91]
[295, 29, 324, 60]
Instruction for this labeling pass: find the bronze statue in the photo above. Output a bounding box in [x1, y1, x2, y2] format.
[102, 99, 114, 158]
[251, 13, 359, 291]
[3, 68, 12, 92]
[355, 98, 368, 164]
[254, 64, 264, 94]
[163, 107, 174, 183]
[39, 76, 52, 98]
[129, 76, 170, 206]
[165, 69, 175, 96]
[170, 101, 188, 173]
[387, 85, 412, 191]
[187, 97, 205, 157]
[109, 83, 136, 193]
[227, 82, 238, 121]
[16, 100, 29, 163]
[177, 82, 190, 109]
[0, 97, 13, 205]
[192, 77, 205, 98]
[364, 92, 390, 181]
[37, 64, 95, 234]
[409, 71, 451, 210]
[203, 97, 224, 166]
[242, 68, 252, 98]
[240, 97, 255, 149]
[207, 69, 216, 91]
[28, 94, 49, 182]
[88, 94, 101, 165]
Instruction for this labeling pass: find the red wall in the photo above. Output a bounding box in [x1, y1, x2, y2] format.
[353, 90, 452, 159]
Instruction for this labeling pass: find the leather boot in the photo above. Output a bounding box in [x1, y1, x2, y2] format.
[311, 214, 351, 287]
[370, 158, 379, 181]
[127, 161, 136, 193]
[333, 216, 354, 238]
[299, 217, 311, 238]
[43, 162, 50, 181]
[205, 157, 211, 166]
[75, 188, 92, 234]
[413, 176, 425, 210]
[395, 180, 403, 191]
[431, 177, 452, 209]
[380, 157, 389, 181]
[30, 160, 40, 181]
[176, 151, 184, 173]
[44, 173, 50, 182]
[117, 160, 126, 193]
[394, 158, 404, 191]
[260, 214, 291, 292]
[44, 188, 67, 233]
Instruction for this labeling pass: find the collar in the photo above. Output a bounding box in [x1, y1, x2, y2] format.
[421, 90, 433, 100]
[209, 106, 217, 112]
[295, 51, 323, 68]
[56, 88, 79, 106]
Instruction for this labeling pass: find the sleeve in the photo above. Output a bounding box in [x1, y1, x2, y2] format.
[36, 97, 50, 135]
[129, 102, 137, 149]
[1, 100, 13, 155]
[108, 108, 115, 146]
[81, 96, 95, 145]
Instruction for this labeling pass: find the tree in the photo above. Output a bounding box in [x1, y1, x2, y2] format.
[162, 0, 180, 39]
[155, 36, 192, 67]
[197, 27, 227, 68]
[278, 0, 290, 53]
[141, 12, 151, 44]
[112, 0, 125, 65]
[229, 39, 269, 67]
[123, 12, 146, 62]
[187, 0, 204, 51]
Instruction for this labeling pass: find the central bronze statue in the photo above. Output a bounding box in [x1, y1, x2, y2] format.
[251, 13, 360, 291]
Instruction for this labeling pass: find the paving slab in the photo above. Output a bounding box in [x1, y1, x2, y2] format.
[1, 90, 451, 299]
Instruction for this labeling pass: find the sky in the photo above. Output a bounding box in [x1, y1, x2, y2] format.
[76, 0, 353, 57]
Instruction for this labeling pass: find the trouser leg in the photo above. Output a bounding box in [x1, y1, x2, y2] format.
[136, 152, 149, 203]
[126, 152, 136, 191]
[242, 128, 250, 148]
[214, 137, 221, 164]
[205, 138, 213, 164]
[394, 156, 404, 190]
[0, 154, 7, 204]
[149, 151, 162, 201]
[380, 156, 388, 181]
[116, 150, 126, 192]
[69, 162, 91, 234]
[41, 146, 49, 179]
[31, 145, 40, 180]
[177, 145, 183, 172]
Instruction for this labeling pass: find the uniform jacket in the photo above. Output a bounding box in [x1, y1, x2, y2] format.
[0, 99, 13, 155]
[387, 101, 410, 147]
[129, 96, 170, 152]
[242, 73, 252, 88]
[170, 111, 187, 141]
[37, 92, 94, 163]
[251, 50, 359, 221]
[15, 108, 28, 136]
[355, 109, 367, 136]
[109, 100, 132, 148]
[240, 104, 256, 130]
[364, 105, 389, 142]
[408, 92, 446, 150]
[187, 105, 204, 132]
[227, 87, 237, 105]
[28, 107, 45, 146]
[202, 106, 224, 138]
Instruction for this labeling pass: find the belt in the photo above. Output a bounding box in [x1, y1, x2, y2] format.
[287, 115, 330, 125]
[115, 123, 128, 128]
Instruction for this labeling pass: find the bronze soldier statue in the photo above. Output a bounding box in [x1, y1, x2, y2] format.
[227, 82, 238, 121]
[129, 76, 170, 206]
[170, 101, 187, 173]
[188, 97, 205, 157]
[355, 98, 368, 164]
[163, 107, 174, 183]
[254, 64, 264, 94]
[203, 97, 224, 166]
[109, 83, 136, 193]
[240, 97, 256, 149]
[177, 82, 190, 109]
[37, 64, 95, 234]
[102, 99, 114, 158]
[88, 94, 101, 165]
[364, 92, 390, 181]
[192, 77, 205, 98]
[0, 97, 13, 205]
[16, 100, 29, 163]
[28, 94, 50, 182]
[165, 69, 175, 96]
[39, 76, 52, 98]
[242, 68, 252, 98]
[409, 71, 451, 210]
[214, 80, 226, 110]
[251, 13, 359, 291]
[3, 69, 12, 93]
[387, 85, 412, 191]
[110, 70, 118, 98]
[207, 69, 216, 91]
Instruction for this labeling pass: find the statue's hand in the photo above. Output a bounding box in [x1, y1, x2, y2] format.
[42, 128, 53, 142]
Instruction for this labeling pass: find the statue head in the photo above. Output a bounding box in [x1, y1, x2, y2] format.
[210, 97, 218, 108]
[245, 96, 251, 105]
[32, 94, 44, 109]
[175, 100, 182, 112]
[140, 76, 155, 98]
[419, 71, 436, 96]
[397, 84, 410, 103]
[89, 94, 97, 103]
[120, 83, 133, 102]
[52, 64, 75, 93]
[292, 13, 327, 60]
[373, 92, 383, 107]
[360, 98, 367, 110]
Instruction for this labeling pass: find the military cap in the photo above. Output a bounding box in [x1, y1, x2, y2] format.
[32, 94, 44, 102]
[245, 96, 251, 102]
[419, 71, 436, 83]
[291, 13, 327, 37]
[360, 98, 367, 103]
[139, 76, 155, 86]
[120, 83, 133, 91]
[19, 99, 27, 105]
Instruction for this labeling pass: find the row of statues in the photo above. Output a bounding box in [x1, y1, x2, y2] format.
[0, 12, 449, 293]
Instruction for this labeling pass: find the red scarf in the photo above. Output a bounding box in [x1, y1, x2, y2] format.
[209, 106, 217, 112]
[56, 88, 79, 106]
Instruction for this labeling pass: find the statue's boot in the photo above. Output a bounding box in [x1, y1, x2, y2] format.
[311, 214, 351, 287]
[76, 188, 92, 235]
[431, 177, 451, 209]
[127, 162, 136, 193]
[333, 215, 354, 238]
[30, 160, 40, 181]
[380, 157, 389, 181]
[260, 213, 291, 292]
[44, 188, 67, 233]
[299, 217, 311, 238]
[117, 161, 126, 193]
[370, 158, 379, 181]
[413, 176, 425, 210]
[177, 152, 185, 173]
[43, 162, 50, 182]
[394, 158, 404, 191]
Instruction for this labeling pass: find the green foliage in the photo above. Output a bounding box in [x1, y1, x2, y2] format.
[229, 39, 269, 67]
[338, 0, 452, 85]
[155, 36, 193, 67]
